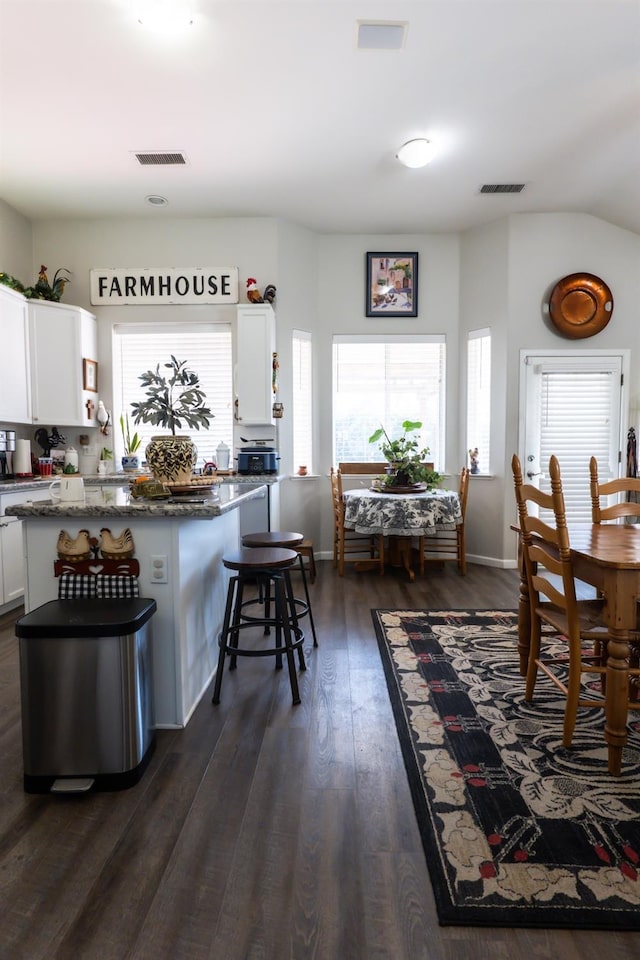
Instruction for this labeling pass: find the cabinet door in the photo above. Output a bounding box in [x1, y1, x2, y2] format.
[29, 301, 97, 427]
[0, 286, 31, 423]
[0, 516, 25, 605]
[236, 305, 276, 425]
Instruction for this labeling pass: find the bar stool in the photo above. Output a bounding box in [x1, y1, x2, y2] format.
[212, 547, 306, 706]
[241, 531, 318, 648]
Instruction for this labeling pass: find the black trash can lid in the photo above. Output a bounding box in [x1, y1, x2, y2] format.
[15, 598, 157, 639]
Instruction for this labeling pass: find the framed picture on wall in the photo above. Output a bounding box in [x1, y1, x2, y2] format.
[83, 358, 98, 392]
[365, 252, 418, 318]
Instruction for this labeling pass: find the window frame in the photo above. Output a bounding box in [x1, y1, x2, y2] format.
[111, 320, 234, 467]
[292, 329, 313, 474]
[332, 334, 446, 470]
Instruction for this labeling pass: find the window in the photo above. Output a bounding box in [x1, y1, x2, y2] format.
[292, 330, 312, 472]
[522, 352, 624, 523]
[112, 322, 233, 466]
[466, 329, 491, 473]
[332, 335, 446, 469]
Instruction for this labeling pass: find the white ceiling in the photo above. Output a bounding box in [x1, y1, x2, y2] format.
[1, 0, 639, 236]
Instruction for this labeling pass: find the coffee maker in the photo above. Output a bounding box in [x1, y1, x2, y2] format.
[0, 429, 16, 479]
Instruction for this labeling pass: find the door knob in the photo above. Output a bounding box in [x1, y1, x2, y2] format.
[527, 470, 542, 479]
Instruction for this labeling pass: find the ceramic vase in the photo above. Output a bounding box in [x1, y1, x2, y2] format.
[121, 454, 140, 473]
[145, 435, 197, 484]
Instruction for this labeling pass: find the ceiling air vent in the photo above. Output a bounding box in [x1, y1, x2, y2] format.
[480, 183, 525, 194]
[134, 152, 187, 166]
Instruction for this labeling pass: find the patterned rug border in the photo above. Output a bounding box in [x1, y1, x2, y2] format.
[372, 608, 640, 930]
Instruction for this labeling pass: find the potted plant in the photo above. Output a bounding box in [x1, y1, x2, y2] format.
[368, 420, 442, 489]
[98, 446, 113, 477]
[130, 356, 212, 484]
[120, 413, 142, 472]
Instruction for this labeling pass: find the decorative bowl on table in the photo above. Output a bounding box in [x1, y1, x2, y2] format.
[129, 479, 171, 500]
[167, 476, 222, 496]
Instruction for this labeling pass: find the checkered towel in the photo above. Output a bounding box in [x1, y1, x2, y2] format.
[58, 573, 97, 599]
[96, 575, 140, 598]
[57, 573, 139, 599]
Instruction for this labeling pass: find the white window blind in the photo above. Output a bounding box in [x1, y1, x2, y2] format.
[292, 330, 313, 472]
[112, 323, 233, 467]
[538, 367, 620, 522]
[467, 329, 491, 473]
[332, 335, 446, 469]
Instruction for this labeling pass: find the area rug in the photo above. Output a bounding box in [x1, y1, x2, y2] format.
[372, 609, 640, 929]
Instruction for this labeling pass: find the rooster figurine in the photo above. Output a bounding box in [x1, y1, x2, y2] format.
[100, 527, 135, 560]
[246, 278, 264, 303]
[56, 529, 92, 561]
[33, 265, 71, 302]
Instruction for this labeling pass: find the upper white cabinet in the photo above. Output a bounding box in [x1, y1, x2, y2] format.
[0, 285, 31, 423]
[235, 304, 276, 425]
[28, 300, 98, 427]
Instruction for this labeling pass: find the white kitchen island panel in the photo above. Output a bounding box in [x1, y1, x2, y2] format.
[8, 484, 266, 727]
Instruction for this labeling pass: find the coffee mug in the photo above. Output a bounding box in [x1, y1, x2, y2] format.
[49, 476, 85, 503]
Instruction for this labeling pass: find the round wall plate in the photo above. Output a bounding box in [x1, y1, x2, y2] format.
[548, 273, 613, 339]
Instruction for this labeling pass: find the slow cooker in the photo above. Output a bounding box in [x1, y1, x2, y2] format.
[237, 445, 279, 475]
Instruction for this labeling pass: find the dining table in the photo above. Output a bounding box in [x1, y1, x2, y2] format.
[342, 485, 461, 581]
[514, 521, 640, 776]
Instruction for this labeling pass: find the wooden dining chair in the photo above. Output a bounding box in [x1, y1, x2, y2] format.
[419, 466, 470, 576]
[511, 453, 640, 746]
[589, 456, 640, 523]
[330, 468, 384, 576]
[589, 455, 640, 695]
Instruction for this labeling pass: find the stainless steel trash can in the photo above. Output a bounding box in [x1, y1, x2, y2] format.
[16, 598, 157, 794]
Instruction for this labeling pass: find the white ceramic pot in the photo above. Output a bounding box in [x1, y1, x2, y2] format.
[121, 454, 140, 472]
[50, 476, 85, 503]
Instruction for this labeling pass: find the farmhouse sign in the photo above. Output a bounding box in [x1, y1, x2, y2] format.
[90, 267, 239, 305]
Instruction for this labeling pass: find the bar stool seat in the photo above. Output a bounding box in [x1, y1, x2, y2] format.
[241, 531, 318, 648]
[212, 547, 306, 705]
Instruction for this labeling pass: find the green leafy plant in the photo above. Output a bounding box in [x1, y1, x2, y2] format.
[368, 419, 442, 487]
[0, 265, 70, 301]
[120, 412, 142, 454]
[100, 447, 113, 460]
[130, 356, 212, 435]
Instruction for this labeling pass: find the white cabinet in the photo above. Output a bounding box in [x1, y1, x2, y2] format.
[0, 285, 31, 423]
[28, 300, 98, 427]
[235, 304, 276, 425]
[0, 515, 25, 606]
[0, 487, 50, 609]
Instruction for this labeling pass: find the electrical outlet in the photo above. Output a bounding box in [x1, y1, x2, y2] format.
[150, 554, 168, 583]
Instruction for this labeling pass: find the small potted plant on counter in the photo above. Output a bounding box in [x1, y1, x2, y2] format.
[368, 420, 442, 490]
[120, 413, 142, 472]
[130, 356, 212, 484]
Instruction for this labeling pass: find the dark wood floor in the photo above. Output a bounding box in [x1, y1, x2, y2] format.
[1, 562, 638, 960]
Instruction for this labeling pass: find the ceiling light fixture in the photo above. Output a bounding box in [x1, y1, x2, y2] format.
[136, 0, 194, 33]
[145, 195, 169, 206]
[395, 139, 436, 169]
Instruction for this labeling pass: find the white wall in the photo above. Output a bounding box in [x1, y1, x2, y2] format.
[0, 199, 32, 281]
[459, 212, 640, 567]
[2, 203, 638, 566]
[459, 218, 510, 566]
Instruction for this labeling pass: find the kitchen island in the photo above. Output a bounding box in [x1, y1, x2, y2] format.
[6, 482, 268, 727]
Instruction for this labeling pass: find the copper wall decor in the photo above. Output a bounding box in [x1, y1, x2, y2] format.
[547, 272, 613, 339]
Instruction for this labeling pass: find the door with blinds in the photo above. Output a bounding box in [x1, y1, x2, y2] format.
[521, 353, 625, 523]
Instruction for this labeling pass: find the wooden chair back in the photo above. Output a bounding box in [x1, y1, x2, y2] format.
[511, 453, 579, 632]
[338, 461, 434, 475]
[330, 467, 384, 575]
[420, 466, 469, 575]
[458, 466, 470, 520]
[589, 456, 640, 523]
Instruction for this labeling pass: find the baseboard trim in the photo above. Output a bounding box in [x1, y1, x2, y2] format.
[315, 550, 518, 569]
